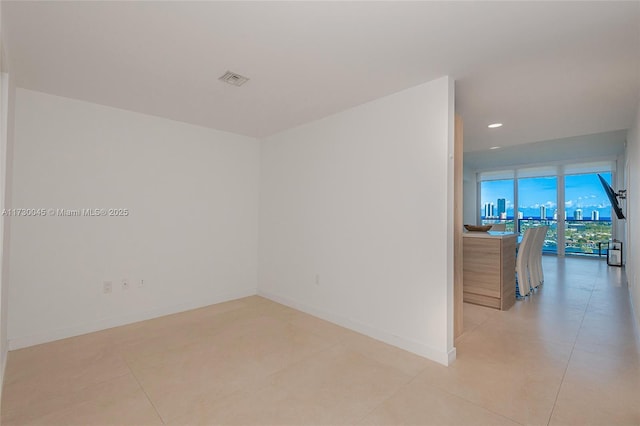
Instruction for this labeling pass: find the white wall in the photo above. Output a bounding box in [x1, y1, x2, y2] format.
[0, 71, 13, 396]
[7, 89, 260, 348]
[259, 77, 455, 365]
[626, 94, 640, 329]
[0, 0, 14, 394]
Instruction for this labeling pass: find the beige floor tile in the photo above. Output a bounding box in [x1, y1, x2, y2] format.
[121, 312, 285, 369]
[573, 313, 640, 359]
[2, 374, 161, 426]
[478, 303, 585, 345]
[460, 302, 499, 337]
[3, 331, 121, 385]
[416, 326, 573, 425]
[171, 384, 344, 426]
[254, 299, 308, 322]
[130, 318, 336, 422]
[525, 285, 593, 311]
[264, 344, 413, 416]
[128, 341, 279, 422]
[289, 313, 357, 342]
[116, 325, 206, 367]
[359, 377, 520, 426]
[208, 312, 297, 342]
[339, 332, 431, 377]
[459, 322, 575, 367]
[549, 348, 640, 426]
[415, 359, 562, 425]
[2, 350, 130, 418]
[218, 319, 336, 364]
[172, 343, 413, 425]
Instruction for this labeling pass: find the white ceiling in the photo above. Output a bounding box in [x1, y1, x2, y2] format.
[3, 1, 639, 152]
[464, 130, 627, 172]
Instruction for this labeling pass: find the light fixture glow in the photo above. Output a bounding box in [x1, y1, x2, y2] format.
[488, 123, 503, 128]
[489, 146, 501, 150]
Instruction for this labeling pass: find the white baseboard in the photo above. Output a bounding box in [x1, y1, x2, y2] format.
[8, 287, 258, 351]
[258, 290, 455, 366]
[447, 347, 457, 365]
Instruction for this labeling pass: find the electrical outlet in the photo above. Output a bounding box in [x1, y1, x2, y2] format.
[138, 279, 145, 288]
[122, 278, 130, 290]
[103, 281, 112, 294]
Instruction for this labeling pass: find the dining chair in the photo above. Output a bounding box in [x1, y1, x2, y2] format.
[528, 226, 548, 289]
[527, 227, 541, 290]
[516, 228, 536, 298]
[538, 226, 549, 285]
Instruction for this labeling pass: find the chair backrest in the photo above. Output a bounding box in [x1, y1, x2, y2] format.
[537, 226, 548, 251]
[530, 226, 548, 258]
[490, 223, 506, 231]
[528, 226, 548, 287]
[516, 228, 537, 297]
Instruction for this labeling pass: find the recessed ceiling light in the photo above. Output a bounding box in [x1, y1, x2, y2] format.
[490, 146, 501, 150]
[488, 123, 503, 128]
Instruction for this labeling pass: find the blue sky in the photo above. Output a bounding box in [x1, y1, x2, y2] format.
[481, 172, 613, 219]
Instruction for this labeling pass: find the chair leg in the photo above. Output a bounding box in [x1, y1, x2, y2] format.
[516, 266, 531, 297]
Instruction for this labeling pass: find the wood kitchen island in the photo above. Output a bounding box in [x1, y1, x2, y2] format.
[462, 231, 518, 310]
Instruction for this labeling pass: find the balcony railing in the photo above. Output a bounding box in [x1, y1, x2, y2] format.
[480, 218, 612, 256]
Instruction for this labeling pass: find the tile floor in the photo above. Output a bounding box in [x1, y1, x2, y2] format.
[1, 257, 639, 425]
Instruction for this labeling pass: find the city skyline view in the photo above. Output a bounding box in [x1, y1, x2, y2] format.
[480, 172, 615, 220]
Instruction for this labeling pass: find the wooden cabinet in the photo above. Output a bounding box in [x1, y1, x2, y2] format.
[462, 232, 517, 310]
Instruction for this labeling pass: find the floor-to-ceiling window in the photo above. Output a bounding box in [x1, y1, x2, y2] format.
[564, 163, 614, 256]
[517, 167, 558, 253]
[476, 161, 618, 257]
[479, 171, 515, 232]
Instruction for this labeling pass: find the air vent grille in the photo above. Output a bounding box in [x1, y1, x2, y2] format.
[219, 71, 249, 87]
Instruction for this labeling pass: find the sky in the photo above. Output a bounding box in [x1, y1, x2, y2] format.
[480, 172, 615, 219]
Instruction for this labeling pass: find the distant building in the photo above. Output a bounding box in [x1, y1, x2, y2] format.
[540, 206, 547, 220]
[574, 209, 583, 220]
[518, 211, 523, 219]
[497, 198, 506, 217]
[499, 212, 507, 219]
[591, 210, 599, 221]
[484, 202, 495, 218]
[553, 210, 558, 220]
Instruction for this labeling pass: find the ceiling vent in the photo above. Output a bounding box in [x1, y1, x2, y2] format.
[219, 71, 249, 87]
